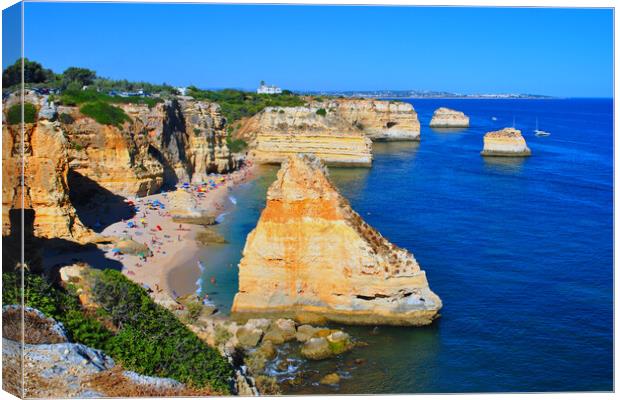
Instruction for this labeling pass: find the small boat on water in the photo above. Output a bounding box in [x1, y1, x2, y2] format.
[491, 116, 498, 121]
[534, 118, 551, 137]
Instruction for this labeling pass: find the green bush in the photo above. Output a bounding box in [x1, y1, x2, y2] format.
[91, 270, 232, 392]
[2, 267, 233, 392]
[80, 102, 130, 126]
[71, 142, 84, 151]
[227, 138, 247, 154]
[315, 108, 327, 117]
[7, 103, 37, 124]
[1, 271, 113, 350]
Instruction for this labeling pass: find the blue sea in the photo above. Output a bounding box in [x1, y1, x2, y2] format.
[190, 98, 613, 393]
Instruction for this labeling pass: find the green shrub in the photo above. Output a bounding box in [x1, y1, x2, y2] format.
[1, 271, 113, 350]
[2, 269, 233, 393]
[71, 142, 84, 151]
[214, 324, 232, 346]
[91, 270, 232, 392]
[315, 108, 327, 117]
[227, 138, 247, 154]
[60, 89, 161, 108]
[7, 103, 37, 124]
[60, 308, 113, 349]
[185, 302, 203, 322]
[80, 102, 130, 126]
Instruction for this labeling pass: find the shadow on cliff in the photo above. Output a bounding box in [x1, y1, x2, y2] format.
[67, 170, 136, 233]
[148, 145, 181, 190]
[2, 209, 123, 280]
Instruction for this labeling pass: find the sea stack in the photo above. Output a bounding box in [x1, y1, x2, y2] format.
[429, 107, 470, 128]
[481, 127, 531, 156]
[232, 154, 442, 326]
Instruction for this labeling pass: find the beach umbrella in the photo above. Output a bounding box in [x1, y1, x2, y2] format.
[111, 248, 122, 254]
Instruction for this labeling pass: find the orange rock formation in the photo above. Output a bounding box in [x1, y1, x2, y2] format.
[232, 154, 442, 326]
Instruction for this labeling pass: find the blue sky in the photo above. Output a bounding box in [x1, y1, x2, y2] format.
[3, 2, 21, 69]
[12, 3, 615, 96]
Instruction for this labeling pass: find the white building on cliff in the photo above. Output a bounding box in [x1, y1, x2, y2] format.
[257, 81, 282, 94]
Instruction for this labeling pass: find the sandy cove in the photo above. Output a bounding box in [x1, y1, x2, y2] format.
[95, 161, 257, 302]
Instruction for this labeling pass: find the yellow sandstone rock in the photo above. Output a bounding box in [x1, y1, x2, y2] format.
[429, 107, 470, 128]
[236, 99, 420, 167]
[326, 98, 421, 141]
[232, 154, 442, 326]
[242, 106, 373, 167]
[2, 120, 90, 241]
[481, 127, 531, 157]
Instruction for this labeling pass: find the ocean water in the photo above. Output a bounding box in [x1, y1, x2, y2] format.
[192, 98, 613, 393]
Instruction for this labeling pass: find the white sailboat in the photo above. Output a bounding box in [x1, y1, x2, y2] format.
[534, 118, 551, 137]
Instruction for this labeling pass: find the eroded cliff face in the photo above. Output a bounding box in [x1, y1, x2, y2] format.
[2, 91, 238, 247]
[2, 120, 89, 241]
[323, 99, 421, 141]
[481, 127, 531, 156]
[429, 107, 470, 128]
[62, 106, 164, 197]
[179, 100, 236, 183]
[61, 100, 238, 197]
[236, 99, 420, 167]
[242, 106, 373, 167]
[232, 154, 442, 326]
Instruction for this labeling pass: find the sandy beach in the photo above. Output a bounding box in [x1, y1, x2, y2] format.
[94, 161, 257, 301]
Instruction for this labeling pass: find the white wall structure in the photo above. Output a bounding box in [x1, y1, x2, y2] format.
[257, 82, 282, 94]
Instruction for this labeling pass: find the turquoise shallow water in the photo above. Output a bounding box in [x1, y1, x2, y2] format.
[191, 99, 612, 393]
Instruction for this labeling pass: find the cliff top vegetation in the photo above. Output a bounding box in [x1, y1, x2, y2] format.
[2, 269, 233, 393]
[187, 86, 306, 123]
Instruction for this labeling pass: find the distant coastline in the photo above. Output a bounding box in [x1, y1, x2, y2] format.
[299, 90, 554, 99]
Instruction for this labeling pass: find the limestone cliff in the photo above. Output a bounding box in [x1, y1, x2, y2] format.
[2, 120, 89, 241]
[232, 154, 442, 326]
[62, 105, 164, 197]
[481, 127, 531, 156]
[236, 99, 420, 167]
[62, 99, 238, 197]
[323, 99, 421, 140]
[2, 91, 238, 245]
[242, 106, 373, 167]
[429, 107, 470, 128]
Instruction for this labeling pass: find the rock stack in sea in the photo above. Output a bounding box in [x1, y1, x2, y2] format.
[429, 107, 470, 128]
[232, 154, 442, 326]
[481, 127, 531, 156]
